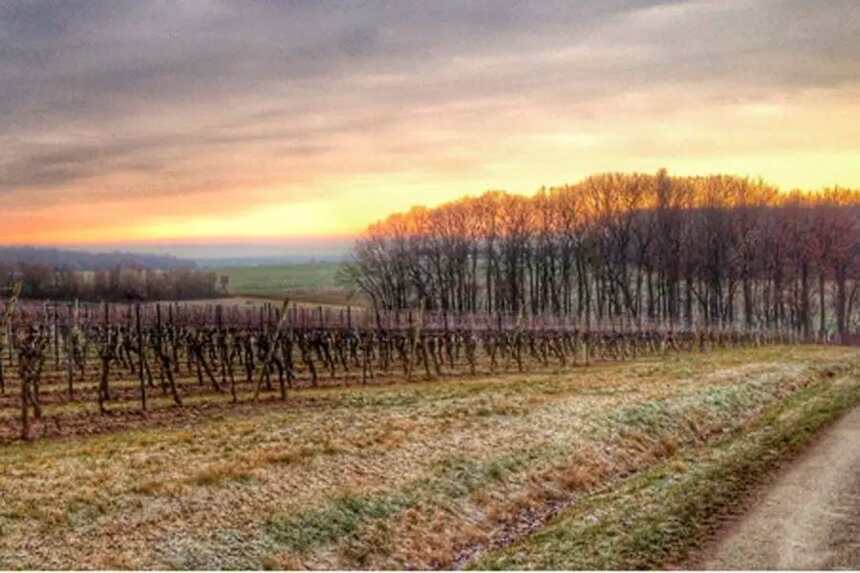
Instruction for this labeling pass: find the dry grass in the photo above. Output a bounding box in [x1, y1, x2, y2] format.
[474, 371, 860, 570]
[0, 345, 857, 569]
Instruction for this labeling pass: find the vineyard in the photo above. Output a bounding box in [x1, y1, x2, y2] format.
[0, 291, 804, 443]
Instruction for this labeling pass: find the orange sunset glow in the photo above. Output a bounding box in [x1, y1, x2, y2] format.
[3, 1, 860, 250]
[5, 4, 860, 568]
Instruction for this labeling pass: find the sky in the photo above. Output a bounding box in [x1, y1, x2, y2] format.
[2, 0, 860, 251]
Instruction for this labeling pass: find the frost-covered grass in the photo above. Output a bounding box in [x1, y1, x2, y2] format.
[0, 345, 856, 569]
[474, 372, 860, 570]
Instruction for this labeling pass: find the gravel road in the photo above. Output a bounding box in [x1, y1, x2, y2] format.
[699, 406, 860, 569]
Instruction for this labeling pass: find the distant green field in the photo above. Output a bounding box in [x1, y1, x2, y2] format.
[214, 262, 360, 306]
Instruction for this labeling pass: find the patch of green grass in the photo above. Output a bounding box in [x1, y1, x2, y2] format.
[609, 401, 674, 432]
[214, 262, 354, 304]
[473, 378, 860, 570]
[261, 451, 537, 565]
[426, 453, 531, 499]
[265, 492, 415, 552]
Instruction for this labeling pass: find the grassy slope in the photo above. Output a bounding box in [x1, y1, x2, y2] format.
[0, 346, 857, 569]
[214, 262, 356, 306]
[474, 369, 860, 569]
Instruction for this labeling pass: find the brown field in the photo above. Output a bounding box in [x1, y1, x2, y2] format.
[1, 345, 858, 569]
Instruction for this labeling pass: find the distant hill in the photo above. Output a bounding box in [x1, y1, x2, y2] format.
[0, 247, 196, 271]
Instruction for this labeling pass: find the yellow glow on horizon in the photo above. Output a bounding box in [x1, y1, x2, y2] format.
[5, 87, 860, 246]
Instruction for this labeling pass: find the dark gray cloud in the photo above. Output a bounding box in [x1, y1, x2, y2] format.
[1, 0, 858, 200]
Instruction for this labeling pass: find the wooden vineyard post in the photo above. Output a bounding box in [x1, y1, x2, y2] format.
[135, 304, 147, 412]
[217, 305, 236, 403]
[155, 303, 163, 386]
[66, 302, 75, 399]
[98, 301, 111, 414]
[359, 310, 369, 385]
[277, 302, 288, 400]
[157, 303, 183, 407]
[0, 329, 4, 395]
[0, 299, 6, 395]
[169, 304, 180, 374]
[53, 303, 59, 369]
[0, 282, 22, 396]
[19, 343, 31, 441]
[6, 316, 13, 369]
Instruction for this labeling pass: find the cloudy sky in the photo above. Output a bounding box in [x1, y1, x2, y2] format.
[2, 0, 859, 248]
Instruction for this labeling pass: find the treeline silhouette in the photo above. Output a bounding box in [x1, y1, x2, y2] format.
[346, 170, 860, 337]
[0, 247, 192, 270]
[0, 266, 222, 302]
[0, 247, 224, 301]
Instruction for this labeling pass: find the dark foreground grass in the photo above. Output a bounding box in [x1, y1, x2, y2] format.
[473, 376, 860, 570]
[266, 493, 416, 553]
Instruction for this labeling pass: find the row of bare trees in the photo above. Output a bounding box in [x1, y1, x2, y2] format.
[345, 171, 860, 337]
[0, 265, 224, 302]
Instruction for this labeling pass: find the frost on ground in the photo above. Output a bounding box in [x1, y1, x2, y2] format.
[0, 345, 857, 570]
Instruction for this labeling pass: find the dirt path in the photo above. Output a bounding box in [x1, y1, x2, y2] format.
[698, 406, 860, 570]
